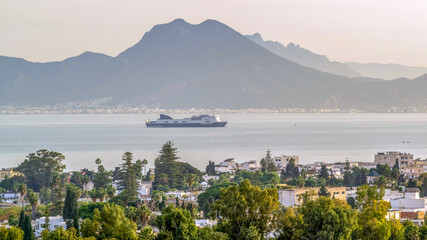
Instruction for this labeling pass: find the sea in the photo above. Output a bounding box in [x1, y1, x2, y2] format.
[1, 113, 427, 171]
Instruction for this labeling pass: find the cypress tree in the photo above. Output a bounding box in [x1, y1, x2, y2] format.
[63, 184, 80, 221]
[73, 209, 79, 236]
[23, 215, 34, 240]
[18, 209, 25, 229]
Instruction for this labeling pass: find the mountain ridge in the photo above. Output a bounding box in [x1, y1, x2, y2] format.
[1, 18, 426, 109]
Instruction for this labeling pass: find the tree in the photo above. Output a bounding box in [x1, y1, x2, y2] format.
[39, 187, 51, 205]
[353, 167, 368, 186]
[375, 175, 388, 188]
[275, 207, 303, 240]
[63, 184, 81, 222]
[18, 210, 25, 229]
[403, 220, 419, 240]
[22, 215, 34, 240]
[318, 164, 329, 181]
[0, 226, 24, 240]
[212, 180, 279, 239]
[8, 214, 19, 227]
[80, 203, 137, 239]
[17, 184, 27, 209]
[40, 226, 80, 240]
[260, 149, 276, 173]
[93, 159, 112, 189]
[15, 150, 66, 191]
[419, 224, 427, 240]
[318, 185, 331, 197]
[343, 160, 352, 187]
[206, 161, 216, 176]
[153, 141, 201, 190]
[105, 184, 116, 200]
[186, 174, 198, 202]
[389, 219, 404, 240]
[197, 181, 237, 218]
[50, 174, 65, 215]
[285, 158, 297, 179]
[136, 205, 151, 228]
[355, 185, 385, 209]
[116, 152, 140, 205]
[299, 197, 357, 240]
[26, 189, 39, 220]
[156, 205, 197, 240]
[357, 199, 392, 240]
[197, 227, 229, 240]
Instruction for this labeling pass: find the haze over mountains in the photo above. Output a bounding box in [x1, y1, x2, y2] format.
[246, 33, 427, 80]
[1, 19, 427, 109]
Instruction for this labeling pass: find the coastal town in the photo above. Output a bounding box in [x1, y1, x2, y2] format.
[1, 144, 427, 239]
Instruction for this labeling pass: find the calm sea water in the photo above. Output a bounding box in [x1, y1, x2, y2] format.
[1, 113, 427, 171]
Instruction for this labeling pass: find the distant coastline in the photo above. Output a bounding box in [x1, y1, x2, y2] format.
[1, 105, 427, 114]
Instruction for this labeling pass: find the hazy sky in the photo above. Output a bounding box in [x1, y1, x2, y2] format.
[1, 0, 426, 66]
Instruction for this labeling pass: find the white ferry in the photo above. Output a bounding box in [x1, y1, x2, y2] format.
[146, 114, 227, 128]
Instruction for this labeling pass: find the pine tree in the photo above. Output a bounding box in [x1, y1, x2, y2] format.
[318, 164, 329, 181]
[153, 141, 180, 189]
[117, 152, 140, 206]
[318, 185, 331, 197]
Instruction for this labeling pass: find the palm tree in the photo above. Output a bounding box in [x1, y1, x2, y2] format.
[186, 174, 197, 202]
[95, 158, 102, 166]
[88, 189, 98, 203]
[137, 205, 151, 228]
[17, 184, 27, 208]
[26, 189, 39, 220]
[97, 188, 106, 202]
[105, 185, 116, 200]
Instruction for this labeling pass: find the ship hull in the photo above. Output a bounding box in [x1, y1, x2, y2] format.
[146, 122, 227, 128]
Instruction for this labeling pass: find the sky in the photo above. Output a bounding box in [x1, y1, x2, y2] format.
[1, 0, 426, 66]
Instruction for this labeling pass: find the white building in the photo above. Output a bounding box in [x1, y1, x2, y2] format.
[215, 158, 237, 173]
[238, 160, 259, 171]
[389, 188, 426, 224]
[34, 216, 67, 237]
[273, 155, 299, 169]
[195, 219, 217, 228]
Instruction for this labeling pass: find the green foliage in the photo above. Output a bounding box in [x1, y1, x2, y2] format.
[206, 161, 216, 176]
[197, 227, 229, 240]
[197, 181, 237, 217]
[8, 214, 19, 226]
[39, 187, 52, 204]
[116, 152, 141, 205]
[318, 164, 329, 180]
[233, 170, 279, 187]
[260, 149, 276, 173]
[40, 227, 84, 240]
[355, 185, 385, 209]
[15, 150, 66, 192]
[93, 159, 112, 189]
[318, 185, 331, 197]
[284, 158, 297, 179]
[352, 167, 368, 186]
[299, 196, 358, 239]
[212, 179, 279, 239]
[403, 220, 419, 240]
[154, 141, 202, 190]
[275, 207, 303, 240]
[80, 203, 137, 240]
[23, 215, 35, 240]
[63, 184, 81, 221]
[419, 224, 427, 240]
[156, 205, 197, 240]
[0, 226, 24, 240]
[78, 202, 108, 220]
[139, 226, 156, 240]
[389, 219, 404, 240]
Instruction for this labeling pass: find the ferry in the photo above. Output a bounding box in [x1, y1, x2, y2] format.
[146, 114, 227, 128]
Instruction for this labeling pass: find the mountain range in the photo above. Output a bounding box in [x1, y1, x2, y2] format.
[1, 19, 427, 109]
